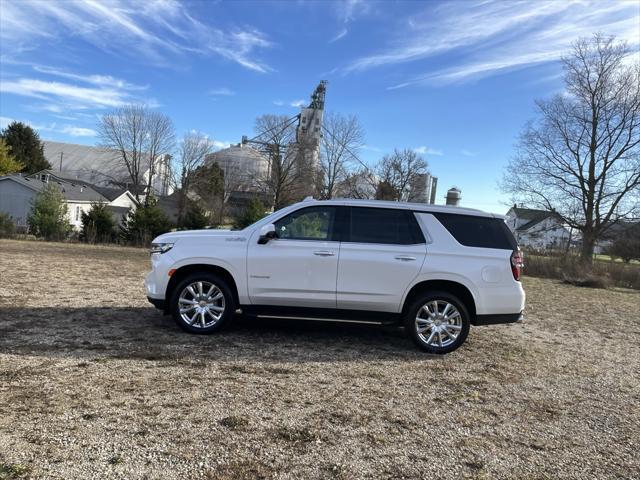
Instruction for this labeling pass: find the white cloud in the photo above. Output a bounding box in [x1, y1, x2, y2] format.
[329, 28, 348, 43]
[0, 116, 14, 129]
[1, 78, 138, 108]
[0, 116, 95, 137]
[208, 87, 235, 96]
[212, 140, 232, 150]
[414, 146, 443, 156]
[60, 125, 97, 137]
[0, 66, 153, 111]
[329, 0, 370, 43]
[343, 0, 639, 86]
[461, 149, 476, 157]
[290, 99, 306, 108]
[273, 100, 285, 106]
[0, 0, 273, 72]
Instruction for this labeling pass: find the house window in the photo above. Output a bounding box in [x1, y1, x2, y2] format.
[75, 206, 81, 222]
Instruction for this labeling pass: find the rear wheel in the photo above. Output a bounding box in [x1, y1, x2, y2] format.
[404, 291, 470, 354]
[170, 273, 235, 334]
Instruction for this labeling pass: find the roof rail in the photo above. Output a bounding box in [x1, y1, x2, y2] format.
[303, 196, 314, 202]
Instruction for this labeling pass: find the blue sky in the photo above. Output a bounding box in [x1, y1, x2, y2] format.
[1, 0, 638, 213]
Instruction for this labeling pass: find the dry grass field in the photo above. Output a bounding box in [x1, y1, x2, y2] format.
[0, 239, 639, 480]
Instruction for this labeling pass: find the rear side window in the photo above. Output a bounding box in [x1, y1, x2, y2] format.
[433, 213, 517, 250]
[348, 207, 425, 245]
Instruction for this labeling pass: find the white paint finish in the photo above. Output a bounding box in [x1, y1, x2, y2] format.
[414, 213, 524, 315]
[146, 199, 526, 318]
[246, 236, 339, 308]
[336, 242, 426, 312]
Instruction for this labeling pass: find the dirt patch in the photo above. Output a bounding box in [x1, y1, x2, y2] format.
[1, 239, 639, 479]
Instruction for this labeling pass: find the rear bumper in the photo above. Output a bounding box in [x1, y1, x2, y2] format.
[147, 296, 166, 311]
[473, 312, 523, 326]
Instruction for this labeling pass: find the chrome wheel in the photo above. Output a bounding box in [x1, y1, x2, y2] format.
[415, 300, 463, 348]
[178, 281, 226, 328]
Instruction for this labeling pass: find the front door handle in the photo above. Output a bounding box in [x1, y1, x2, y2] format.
[394, 255, 416, 261]
[314, 250, 335, 257]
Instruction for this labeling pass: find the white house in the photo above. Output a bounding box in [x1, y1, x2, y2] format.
[0, 170, 138, 232]
[505, 206, 571, 250]
[43, 140, 173, 197]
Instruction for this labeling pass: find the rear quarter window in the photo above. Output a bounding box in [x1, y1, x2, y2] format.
[433, 213, 517, 250]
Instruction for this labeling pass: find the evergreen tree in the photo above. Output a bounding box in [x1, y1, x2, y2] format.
[81, 203, 116, 243]
[180, 201, 209, 230]
[0, 122, 51, 174]
[120, 197, 174, 245]
[0, 138, 24, 175]
[234, 197, 266, 229]
[28, 184, 71, 240]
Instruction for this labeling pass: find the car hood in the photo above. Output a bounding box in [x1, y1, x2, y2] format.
[153, 229, 249, 243]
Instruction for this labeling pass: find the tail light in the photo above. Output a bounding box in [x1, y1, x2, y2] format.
[511, 249, 524, 281]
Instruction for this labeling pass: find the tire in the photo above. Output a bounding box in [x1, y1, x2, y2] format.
[169, 272, 235, 334]
[403, 290, 470, 354]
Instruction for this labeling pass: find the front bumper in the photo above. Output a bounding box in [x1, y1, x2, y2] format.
[473, 312, 524, 326]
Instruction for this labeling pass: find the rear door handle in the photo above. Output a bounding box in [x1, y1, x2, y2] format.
[314, 250, 335, 257]
[394, 255, 416, 261]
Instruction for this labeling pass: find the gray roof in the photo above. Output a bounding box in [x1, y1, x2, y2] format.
[43, 140, 130, 186]
[1, 171, 108, 203]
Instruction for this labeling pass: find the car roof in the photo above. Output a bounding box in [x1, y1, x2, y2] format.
[297, 198, 502, 219]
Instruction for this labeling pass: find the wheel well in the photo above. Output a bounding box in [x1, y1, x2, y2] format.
[166, 264, 240, 308]
[402, 280, 477, 320]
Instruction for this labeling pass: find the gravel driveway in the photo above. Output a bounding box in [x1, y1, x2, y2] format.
[0, 239, 638, 479]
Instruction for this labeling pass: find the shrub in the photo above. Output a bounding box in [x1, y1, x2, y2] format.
[179, 202, 209, 230]
[234, 197, 266, 230]
[0, 212, 16, 238]
[605, 225, 640, 263]
[524, 253, 639, 290]
[120, 198, 173, 246]
[27, 183, 72, 240]
[81, 203, 116, 243]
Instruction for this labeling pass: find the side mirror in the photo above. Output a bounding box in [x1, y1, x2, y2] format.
[258, 223, 277, 244]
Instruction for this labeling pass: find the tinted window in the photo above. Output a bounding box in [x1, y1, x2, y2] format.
[433, 213, 517, 250]
[274, 207, 335, 241]
[349, 207, 424, 245]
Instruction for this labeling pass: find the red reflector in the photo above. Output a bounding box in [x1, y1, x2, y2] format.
[168, 269, 176, 277]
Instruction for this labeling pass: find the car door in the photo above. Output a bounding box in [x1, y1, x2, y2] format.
[247, 205, 339, 308]
[337, 207, 427, 312]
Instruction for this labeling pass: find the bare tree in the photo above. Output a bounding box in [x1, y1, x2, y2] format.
[252, 114, 300, 209]
[98, 104, 175, 203]
[375, 148, 429, 201]
[175, 131, 214, 223]
[502, 35, 640, 263]
[319, 112, 364, 199]
[145, 110, 175, 199]
[339, 168, 377, 199]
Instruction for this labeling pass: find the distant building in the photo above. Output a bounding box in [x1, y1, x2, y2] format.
[43, 140, 173, 196]
[505, 206, 570, 250]
[0, 170, 138, 231]
[204, 144, 269, 193]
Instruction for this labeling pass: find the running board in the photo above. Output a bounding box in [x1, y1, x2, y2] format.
[255, 314, 385, 325]
[240, 305, 401, 325]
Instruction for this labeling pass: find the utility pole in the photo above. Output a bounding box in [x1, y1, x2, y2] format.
[59, 152, 63, 172]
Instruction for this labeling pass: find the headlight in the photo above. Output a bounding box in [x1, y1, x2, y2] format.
[150, 242, 174, 254]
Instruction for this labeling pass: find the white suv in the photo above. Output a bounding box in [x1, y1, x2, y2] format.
[145, 199, 525, 354]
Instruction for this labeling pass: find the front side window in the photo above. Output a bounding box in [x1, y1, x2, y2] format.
[274, 207, 335, 241]
[348, 207, 424, 245]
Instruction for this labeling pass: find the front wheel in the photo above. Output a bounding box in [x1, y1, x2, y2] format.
[170, 273, 235, 334]
[404, 291, 470, 354]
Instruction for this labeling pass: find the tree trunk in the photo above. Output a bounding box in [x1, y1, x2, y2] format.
[580, 230, 596, 264]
